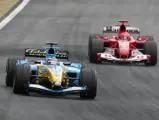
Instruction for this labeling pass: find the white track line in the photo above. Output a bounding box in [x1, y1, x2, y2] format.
[0, 0, 30, 30]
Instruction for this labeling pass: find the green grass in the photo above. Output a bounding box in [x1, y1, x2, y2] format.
[0, 0, 18, 17]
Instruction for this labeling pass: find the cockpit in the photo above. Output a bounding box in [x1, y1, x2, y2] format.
[118, 33, 130, 40]
[119, 34, 129, 40]
[46, 57, 58, 65]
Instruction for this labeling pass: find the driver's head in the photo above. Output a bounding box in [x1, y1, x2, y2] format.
[47, 57, 58, 65]
[119, 32, 130, 40]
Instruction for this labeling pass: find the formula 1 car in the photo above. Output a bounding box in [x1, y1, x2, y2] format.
[88, 20, 157, 66]
[5, 43, 97, 99]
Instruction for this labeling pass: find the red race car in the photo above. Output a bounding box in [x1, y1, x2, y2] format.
[88, 20, 157, 66]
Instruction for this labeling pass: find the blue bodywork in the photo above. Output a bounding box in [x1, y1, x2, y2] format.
[17, 44, 87, 93]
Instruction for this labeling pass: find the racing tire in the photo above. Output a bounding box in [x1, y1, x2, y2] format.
[81, 62, 87, 68]
[13, 64, 30, 94]
[5, 57, 24, 87]
[80, 68, 97, 99]
[88, 34, 100, 57]
[89, 38, 104, 63]
[136, 36, 154, 53]
[144, 41, 157, 66]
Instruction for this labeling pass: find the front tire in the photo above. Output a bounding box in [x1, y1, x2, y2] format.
[144, 41, 157, 66]
[13, 64, 30, 94]
[88, 34, 100, 57]
[80, 68, 97, 99]
[89, 38, 104, 63]
[5, 57, 24, 87]
[81, 62, 87, 69]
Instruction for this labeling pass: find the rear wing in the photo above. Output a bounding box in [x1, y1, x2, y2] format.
[24, 48, 69, 59]
[103, 26, 140, 34]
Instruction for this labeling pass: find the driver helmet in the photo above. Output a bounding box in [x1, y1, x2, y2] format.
[119, 32, 130, 40]
[47, 57, 58, 65]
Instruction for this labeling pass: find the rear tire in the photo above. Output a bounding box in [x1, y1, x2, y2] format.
[89, 38, 104, 63]
[144, 41, 157, 66]
[13, 64, 30, 94]
[80, 68, 97, 99]
[5, 57, 24, 87]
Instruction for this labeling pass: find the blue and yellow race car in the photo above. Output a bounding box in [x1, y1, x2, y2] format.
[5, 43, 97, 99]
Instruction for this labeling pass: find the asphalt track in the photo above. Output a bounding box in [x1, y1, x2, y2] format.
[0, 0, 159, 120]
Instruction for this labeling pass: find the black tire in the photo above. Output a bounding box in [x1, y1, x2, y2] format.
[136, 36, 154, 53]
[81, 62, 87, 69]
[144, 41, 157, 66]
[88, 34, 100, 57]
[89, 38, 104, 63]
[13, 64, 30, 94]
[80, 68, 97, 99]
[5, 57, 24, 87]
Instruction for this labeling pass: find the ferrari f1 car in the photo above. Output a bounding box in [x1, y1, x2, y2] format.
[5, 43, 97, 99]
[88, 20, 157, 66]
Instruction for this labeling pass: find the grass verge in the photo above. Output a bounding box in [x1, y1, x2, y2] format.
[0, 0, 18, 17]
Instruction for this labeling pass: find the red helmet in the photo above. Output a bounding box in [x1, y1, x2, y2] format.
[118, 32, 130, 40]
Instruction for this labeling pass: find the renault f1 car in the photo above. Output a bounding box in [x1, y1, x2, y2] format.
[88, 20, 157, 66]
[5, 43, 97, 99]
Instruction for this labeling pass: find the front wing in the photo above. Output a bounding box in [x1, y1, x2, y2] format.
[28, 84, 87, 93]
[97, 53, 151, 63]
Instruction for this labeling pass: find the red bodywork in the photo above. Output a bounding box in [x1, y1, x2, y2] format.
[96, 20, 150, 58]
